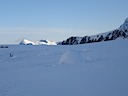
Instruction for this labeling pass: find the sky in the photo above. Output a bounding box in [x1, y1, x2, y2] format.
[0, 0, 128, 44]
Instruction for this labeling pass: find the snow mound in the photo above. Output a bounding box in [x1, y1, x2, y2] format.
[59, 50, 83, 64]
[59, 49, 99, 65]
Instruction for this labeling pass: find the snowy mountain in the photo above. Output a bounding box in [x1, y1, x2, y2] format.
[19, 39, 57, 45]
[19, 39, 35, 45]
[0, 39, 128, 96]
[60, 18, 128, 45]
[36, 39, 57, 45]
[120, 18, 128, 31]
[19, 18, 128, 45]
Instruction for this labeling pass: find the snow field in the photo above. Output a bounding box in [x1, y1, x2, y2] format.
[0, 39, 128, 96]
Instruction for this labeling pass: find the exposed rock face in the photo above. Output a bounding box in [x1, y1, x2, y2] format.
[60, 18, 128, 45]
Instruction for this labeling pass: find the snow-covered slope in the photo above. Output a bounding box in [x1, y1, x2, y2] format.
[36, 39, 57, 45]
[0, 39, 128, 96]
[19, 39, 57, 45]
[19, 39, 35, 45]
[120, 18, 128, 31]
[60, 18, 128, 45]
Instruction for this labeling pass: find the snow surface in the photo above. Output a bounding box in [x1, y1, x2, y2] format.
[0, 39, 128, 96]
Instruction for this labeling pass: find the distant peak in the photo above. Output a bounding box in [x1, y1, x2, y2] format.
[19, 39, 57, 45]
[125, 17, 128, 22]
[20, 39, 35, 45]
[119, 17, 128, 31]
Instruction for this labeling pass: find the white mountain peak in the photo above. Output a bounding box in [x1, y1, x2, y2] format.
[125, 17, 128, 22]
[20, 39, 35, 45]
[119, 17, 128, 31]
[20, 39, 57, 45]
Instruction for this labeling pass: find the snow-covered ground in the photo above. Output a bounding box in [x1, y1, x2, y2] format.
[0, 39, 128, 96]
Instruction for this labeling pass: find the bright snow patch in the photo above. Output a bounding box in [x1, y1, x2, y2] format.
[19, 39, 57, 45]
[36, 39, 57, 45]
[59, 50, 84, 64]
[19, 39, 35, 45]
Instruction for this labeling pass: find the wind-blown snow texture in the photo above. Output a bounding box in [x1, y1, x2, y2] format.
[0, 39, 128, 96]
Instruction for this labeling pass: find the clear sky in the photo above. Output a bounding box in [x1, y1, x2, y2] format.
[0, 0, 128, 44]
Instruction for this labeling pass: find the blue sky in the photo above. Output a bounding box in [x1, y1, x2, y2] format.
[0, 0, 128, 44]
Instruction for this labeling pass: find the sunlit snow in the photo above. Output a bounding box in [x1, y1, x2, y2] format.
[0, 38, 128, 96]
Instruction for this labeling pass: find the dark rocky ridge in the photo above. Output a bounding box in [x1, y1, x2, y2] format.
[59, 18, 128, 45]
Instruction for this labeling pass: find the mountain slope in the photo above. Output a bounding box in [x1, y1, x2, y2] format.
[19, 39, 57, 45]
[60, 18, 128, 45]
[19, 39, 35, 45]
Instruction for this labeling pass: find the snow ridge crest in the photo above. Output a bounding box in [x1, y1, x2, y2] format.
[60, 18, 128, 45]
